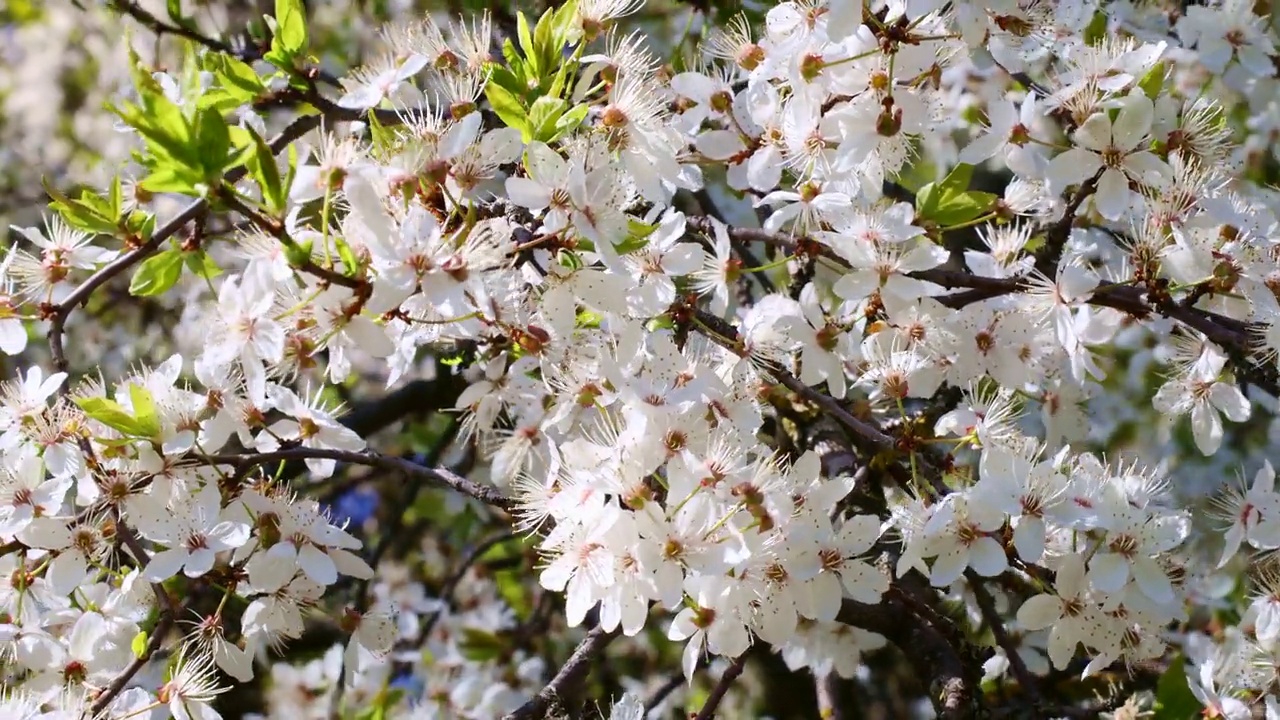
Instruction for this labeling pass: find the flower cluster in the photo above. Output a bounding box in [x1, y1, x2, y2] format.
[2, 0, 1280, 717]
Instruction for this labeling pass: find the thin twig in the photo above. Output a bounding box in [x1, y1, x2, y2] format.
[202, 447, 513, 511]
[966, 570, 1040, 703]
[219, 191, 364, 289]
[419, 530, 518, 641]
[692, 654, 748, 720]
[643, 673, 686, 716]
[88, 608, 175, 714]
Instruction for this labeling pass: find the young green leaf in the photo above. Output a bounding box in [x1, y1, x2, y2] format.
[547, 103, 589, 142]
[915, 163, 996, 227]
[184, 250, 222, 280]
[212, 55, 265, 100]
[527, 96, 568, 143]
[499, 40, 528, 85]
[194, 108, 232, 179]
[127, 383, 161, 437]
[138, 165, 205, 195]
[44, 179, 117, 235]
[73, 396, 155, 438]
[271, 0, 305, 57]
[131, 630, 149, 659]
[129, 248, 185, 297]
[484, 82, 529, 134]
[517, 11, 539, 76]
[246, 128, 285, 212]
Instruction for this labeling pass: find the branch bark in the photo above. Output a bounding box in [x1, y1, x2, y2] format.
[502, 626, 618, 720]
[692, 654, 749, 720]
[203, 448, 514, 511]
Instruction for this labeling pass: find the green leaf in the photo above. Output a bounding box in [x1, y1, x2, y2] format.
[77, 188, 113, 219]
[936, 191, 997, 227]
[128, 384, 161, 438]
[213, 55, 264, 99]
[271, 0, 307, 61]
[516, 11, 538, 76]
[129, 248, 185, 297]
[284, 239, 314, 268]
[246, 128, 285, 212]
[366, 109, 396, 156]
[184, 250, 222, 280]
[1083, 10, 1107, 46]
[527, 96, 567, 143]
[615, 218, 657, 254]
[131, 630, 148, 659]
[115, 99, 196, 166]
[73, 396, 155, 438]
[108, 175, 123, 221]
[548, 103, 588, 142]
[138, 165, 204, 195]
[1153, 655, 1200, 719]
[1138, 62, 1166, 100]
[937, 162, 974, 193]
[164, 0, 197, 29]
[915, 163, 996, 227]
[551, 0, 581, 48]
[532, 7, 557, 72]
[194, 108, 231, 179]
[333, 236, 360, 276]
[44, 179, 116, 235]
[484, 82, 529, 134]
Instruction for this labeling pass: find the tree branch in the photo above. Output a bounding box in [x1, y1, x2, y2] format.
[966, 570, 1040, 703]
[837, 597, 980, 720]
[201, 448, 514, 511]
[692, 654, 749, 720]
[502, 626, 619, 720]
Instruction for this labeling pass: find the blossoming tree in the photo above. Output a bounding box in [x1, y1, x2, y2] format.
[4, 0, 1280, 717]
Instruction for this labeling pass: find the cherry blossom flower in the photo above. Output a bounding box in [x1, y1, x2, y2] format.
[1047, 92, 1169, 221]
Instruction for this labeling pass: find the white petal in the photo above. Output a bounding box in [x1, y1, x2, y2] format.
[968, 537, 1008, 577]
[1016, 595, 1062, 630]
[1093, 169, 1131, 222]
[1086, 553, 1129, 593]
[1209, 383, 1250, 422]
[1191, 402, 1224, 455]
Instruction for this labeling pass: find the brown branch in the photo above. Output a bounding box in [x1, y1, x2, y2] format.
[109, 0, 237, 54]
[91, 515, 183, 714]
[419, 530, 517, 638]
[200, 448, 514, 511]
[837, 597, 980, 720]
[1032, 171, 1101, 277]
[690, 308, 952, 496]
[643, 673, 686, 716]
[88, 606, 175, 714]
[107, 0, 344, 87]
[966, 570, 1040, 703]
[692, 654, 749, 720]
[502, 626, 619, 720]
[218, 190, 364, 290]
[683, 217, 1280, 397]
